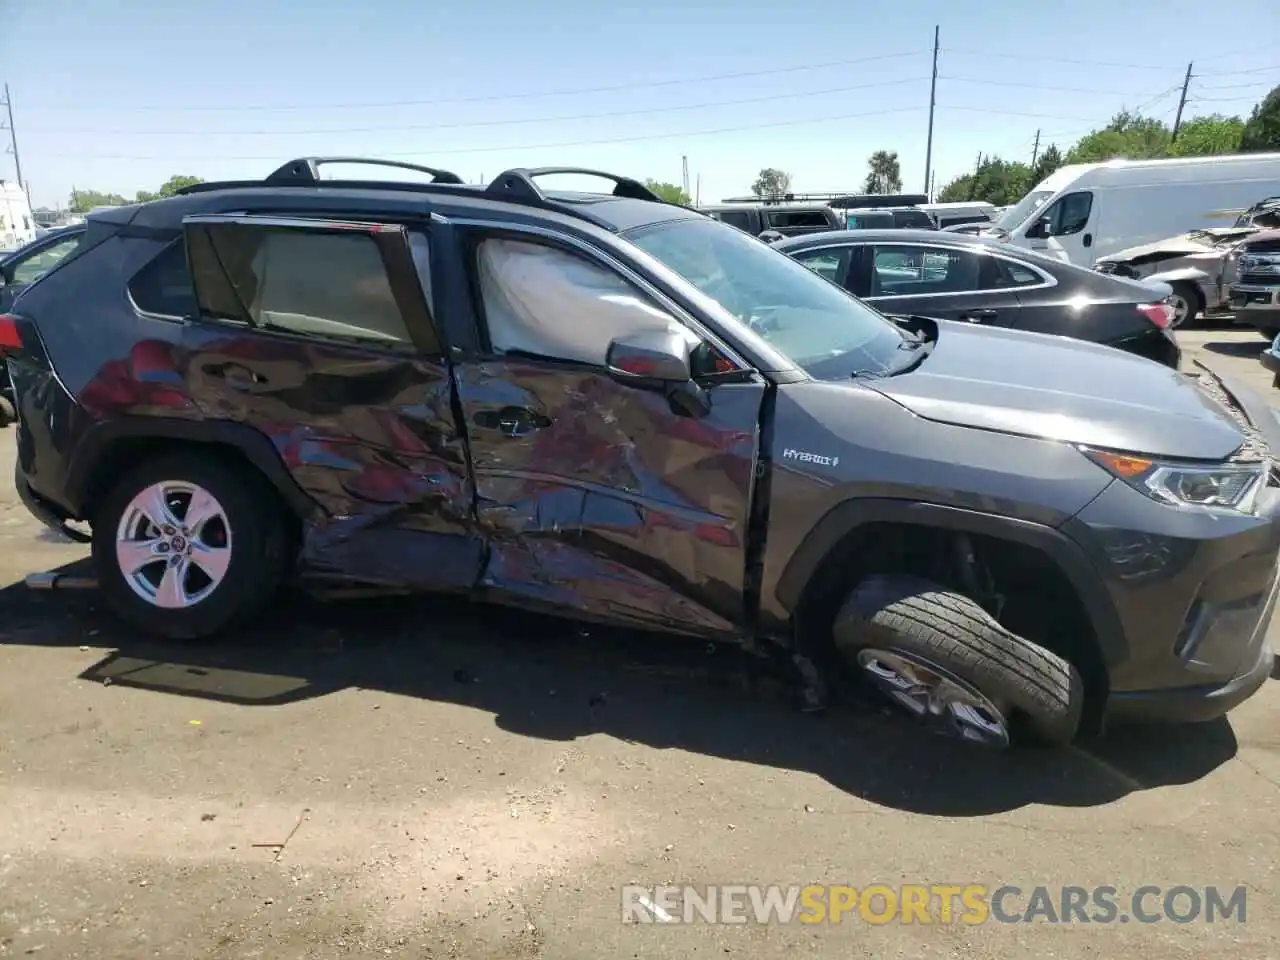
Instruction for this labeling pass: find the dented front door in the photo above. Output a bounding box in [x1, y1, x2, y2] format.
[451, 229, 765, 637]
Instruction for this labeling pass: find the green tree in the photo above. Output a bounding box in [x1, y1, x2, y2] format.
[1170, 114, 1245, 157]
[1029, 144, 1064, 187]
[136, 174, 205, 203]
[68, 189, 128, 213]
[864, 150, 903, 194]
[644, 179, 692, 205]
[1241, 86, 1280, 152]
[1067, 110, 1171, 163]
[937, 156, 1031, 206]
[751, 168, 792, 199]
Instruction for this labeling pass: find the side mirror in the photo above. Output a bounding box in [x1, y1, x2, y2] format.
[605, 327, 711, 418]
[1028, 216, 1053, 239]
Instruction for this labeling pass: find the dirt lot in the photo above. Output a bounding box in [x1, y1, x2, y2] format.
[2, 327, 1279, 959]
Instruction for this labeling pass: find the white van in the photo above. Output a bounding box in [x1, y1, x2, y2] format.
[919, 201, 996, 229]
[992, 153, 1280, 265]
[0, 180, 36, 253]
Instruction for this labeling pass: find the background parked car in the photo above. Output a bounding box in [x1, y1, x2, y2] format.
[699, 201, 840, 238]
[775, 228, 1180, 367]
[0, 224, 87, 313]
[1229, 228, 1280, 338]
[1094, 226, 1257, 327]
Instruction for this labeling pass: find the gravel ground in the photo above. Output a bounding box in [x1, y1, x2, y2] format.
[1, 327, 1278, 959]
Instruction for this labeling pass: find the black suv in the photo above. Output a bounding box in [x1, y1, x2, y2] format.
[3, 157, 1277, 748]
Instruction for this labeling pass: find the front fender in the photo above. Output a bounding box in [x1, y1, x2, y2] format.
[1146, 265, 1213, 287]
[772, 498, 1128, 666]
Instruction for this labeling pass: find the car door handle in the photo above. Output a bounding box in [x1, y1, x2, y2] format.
[1083, 233, 1093, 248]
[959, 309, 998, 323]
[473, 405, 551, 438]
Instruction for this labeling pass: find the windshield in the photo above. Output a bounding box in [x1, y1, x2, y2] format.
[995, 190, 1054, 231]
[627, 218, 907, 379]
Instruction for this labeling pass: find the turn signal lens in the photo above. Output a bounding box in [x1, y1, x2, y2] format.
[1084, 449, 1154, 478]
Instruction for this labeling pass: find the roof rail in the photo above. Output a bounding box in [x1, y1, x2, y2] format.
[175, 156, 467, 196]
[486, 167, 664, 204]
[264, 157, 465, 186]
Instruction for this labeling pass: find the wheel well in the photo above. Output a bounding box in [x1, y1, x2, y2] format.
[796, 521, 1109, 730]
[79, 437, 303, 548]
[1170, 279, 1206, 312]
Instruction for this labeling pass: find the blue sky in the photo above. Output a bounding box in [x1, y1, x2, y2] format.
[3, 0, 1279, 209]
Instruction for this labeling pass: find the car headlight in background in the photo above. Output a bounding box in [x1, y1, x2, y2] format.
[1082, 447, 1269, 515]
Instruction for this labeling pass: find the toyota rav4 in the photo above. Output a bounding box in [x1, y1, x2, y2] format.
[2, 157, 1276, 748]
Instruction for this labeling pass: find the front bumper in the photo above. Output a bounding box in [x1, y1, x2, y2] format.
[1067, 369, 1280, 724]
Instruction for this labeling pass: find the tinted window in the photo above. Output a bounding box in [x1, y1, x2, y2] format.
[716, 211, 753, 230]
[767, 210, 831, 229]
[476, 237, 681, 366]
[128, 241, 197, 317]
[997, 259, 1045, 287]
[187, 224, 414, 346]
[793, 248, 850, 284]
[870, 245, 982, 296]
[890, 210, 936, 229]
[11, 233, 84, 285]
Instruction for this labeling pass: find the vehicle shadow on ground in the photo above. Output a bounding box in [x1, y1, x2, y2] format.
[0, 560, 1243, 817]
[1201, 338, 1267, 358]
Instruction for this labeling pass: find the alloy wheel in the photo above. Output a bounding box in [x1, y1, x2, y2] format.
[855, 647, 1010, 747]
[115, 481, 233, 609]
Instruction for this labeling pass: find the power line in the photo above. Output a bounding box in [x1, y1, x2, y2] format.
[23, 50, 930, 113]
[1195, 78, 1280, 91]
[20, 78, 928, 137]
[1193, 62, 1280, 77]
[40, 103, 931, 161]
[938, 105, 1103, 122]
[940, 48, 1175, 71]
[938, 75, 1171, 97]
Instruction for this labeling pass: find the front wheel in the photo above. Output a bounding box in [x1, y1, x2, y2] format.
[1167, 282, 1202, 329]
[91, 454, 291, 640]
[832, 575, 1083, 747]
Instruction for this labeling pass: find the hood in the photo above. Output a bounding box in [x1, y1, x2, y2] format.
[1096, 232, 1223, 264]
[865, 322, 1245, 461]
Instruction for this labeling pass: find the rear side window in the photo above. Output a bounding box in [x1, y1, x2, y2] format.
[767, 210, 831, 229]
[11, 233, 85, 285]
[186, 223, 417, 346]
[128, 241, 197, 317]
[793, 248, 851, 284]
[891, 210, 936, 229]
[870, 244, 983, 296]
[716, 211, 753, 231]
[995, 259, 1046, 287]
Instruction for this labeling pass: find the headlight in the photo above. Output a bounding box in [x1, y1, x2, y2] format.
[1081, 447, 1269, 515]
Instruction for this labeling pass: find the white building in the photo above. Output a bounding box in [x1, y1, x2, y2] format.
[0, 180, 36, 252]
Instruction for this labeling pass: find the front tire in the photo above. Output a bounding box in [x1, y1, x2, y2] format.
[833, 575, 1083, 747]
[1167, 282, 1202, 329]
[91, 453, 291, 640]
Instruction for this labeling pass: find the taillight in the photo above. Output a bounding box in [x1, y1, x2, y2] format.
[0, 314, 22, 352]
[1137, 302, 1173, 330]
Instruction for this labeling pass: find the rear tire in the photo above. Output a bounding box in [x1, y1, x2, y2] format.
[833, 575, 1083, 747]
[91, 453, 291, 640]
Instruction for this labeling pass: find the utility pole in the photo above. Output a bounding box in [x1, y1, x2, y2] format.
[1, 84, 23, 193]
[1172, 62, 1193, 143]
[1030, 129, 1041, 168]
[923, 25, 940, 195]
[681, 155, 690, 199]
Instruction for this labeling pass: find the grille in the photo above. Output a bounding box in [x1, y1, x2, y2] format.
[1194, 371, 1270, 464]
[1239, 271, 1280, 286]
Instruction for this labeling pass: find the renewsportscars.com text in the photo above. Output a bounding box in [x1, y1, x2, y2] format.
[621, 884, 1247, 925]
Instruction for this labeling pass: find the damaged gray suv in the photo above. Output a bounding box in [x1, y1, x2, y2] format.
[3, 157, 1277, 749]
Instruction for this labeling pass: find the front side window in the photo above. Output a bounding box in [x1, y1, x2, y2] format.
[475, 237, 682, 366]
[186, 223, 417, 346]
[716, 210, 753, 231]
[1044, 191, 1093, 236]
[792, 248, 850, 284]
[627, 217, 906, 380]
[12, 233, 84, 285]
[870, 245, 982, 296]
